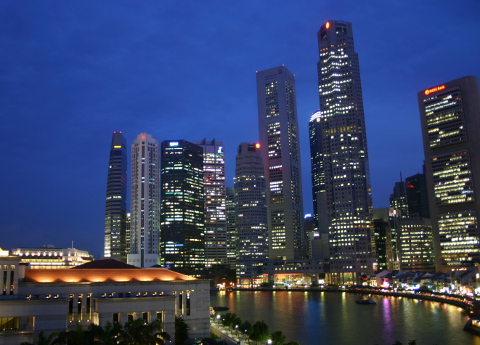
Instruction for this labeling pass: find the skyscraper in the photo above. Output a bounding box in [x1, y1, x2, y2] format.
[127, 133, 160, 268]
[418, 76, 480, 270]
[314, 20, 375, 282]
[226, 187, 237, 270]
[398, 217, 434, 272]
[193, 139, 227, 268]
[309, 110, 328, 235]
[389, 178, 409, 218]
[160, 140, 205, 275]
[405, 171, 430, 219]
[104, 131, 128, 262]
[256, 66, 304, 260]
[234, 143, 269, 287]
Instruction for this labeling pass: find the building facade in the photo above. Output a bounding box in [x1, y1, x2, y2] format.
[226, 187, 237, 270]
[128, 133, 160, 268]
[0, 255, 210, 344]
[314, 20, 375, 282]
[418, 76, 480, 270]
[390, 178, 409, 218]
[192, 139, 227, 268]
[104, 131, 128, 262]
[10, 246, 93, 269]
[160, 140, 205, 275]
[398, 218, 435, 272]
[256, 66, 305, 260]
[405, 171, 430, 219]
[234, 143, 269, 287]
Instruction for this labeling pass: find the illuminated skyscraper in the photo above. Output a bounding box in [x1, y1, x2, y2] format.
[160, 140, 205, 275]
[314, 21, 375, 282]
[398, 217, 434, 272]
[127, 133, 160, 268]
[234, 143, 269, 286]
[418, 76, 480, 270]
[226, 187, 237, 269]
[389, 177, 408, 218]
[104, 132, 128, 262]
[193, 139, 227, 268]
[256, 66, 304, 260]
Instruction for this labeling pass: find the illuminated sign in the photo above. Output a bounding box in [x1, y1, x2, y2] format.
[326, 21, 330, 29]
[169, 142, 179, 147]
[217, 146, 223, 154]
[113, 145, 122, 148]
[424, 84, 446, 95]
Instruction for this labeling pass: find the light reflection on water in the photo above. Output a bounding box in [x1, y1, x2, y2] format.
[210, 291, 480, 345]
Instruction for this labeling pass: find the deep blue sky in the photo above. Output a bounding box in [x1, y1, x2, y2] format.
[1, 1, 479, 259]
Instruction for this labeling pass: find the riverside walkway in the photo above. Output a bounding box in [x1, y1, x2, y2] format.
[210, 323, 241, 345]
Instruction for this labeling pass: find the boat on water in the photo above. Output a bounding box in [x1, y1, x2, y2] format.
[355, 299, 376, 304]
[212, 306, 230, 311]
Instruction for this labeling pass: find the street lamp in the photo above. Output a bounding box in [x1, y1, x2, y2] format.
[267, 340, 272, 344]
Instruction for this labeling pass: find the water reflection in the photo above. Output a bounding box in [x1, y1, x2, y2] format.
[211, 291, 480, 345]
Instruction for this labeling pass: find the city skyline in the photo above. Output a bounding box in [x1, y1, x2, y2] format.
[1, 1, 479, 259]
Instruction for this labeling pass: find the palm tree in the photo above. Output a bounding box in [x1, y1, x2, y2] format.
[121, 318, 165, 345]
[88, 321, 123, 345]
[20, 331, 58, 345]
[175, 316, 189, 345]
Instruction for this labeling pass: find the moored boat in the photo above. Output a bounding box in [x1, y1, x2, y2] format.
[355, 299, 376, 304]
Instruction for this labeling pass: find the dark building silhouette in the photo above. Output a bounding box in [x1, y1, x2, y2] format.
[405, 172, 430, 219]
[104, 132, 128, 262]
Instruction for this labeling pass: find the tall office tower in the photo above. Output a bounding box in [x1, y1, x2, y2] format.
[405, 172, 430, 218]
[127, 133, 160, 268]
[104, 132, 128, 262]
[226, 187, 237, 269]
[234, 143, 269, 286]
[192, 139, 227, 268]
[160, 140, 205, 275]
[315, 21, 375, 282]
[418, 76, 480, 270]
[125, 213, 131, 255]
[309, 110, 328, 235]
[372, 208, 401, 271]
[256, 66, 305, 260]
[398, 218, 434, 272]
[389, 178, 409, 218]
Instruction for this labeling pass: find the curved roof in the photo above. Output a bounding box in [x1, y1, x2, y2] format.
[25, 267, 197, 283]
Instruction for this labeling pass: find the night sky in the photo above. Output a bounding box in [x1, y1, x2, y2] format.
[1, 1, 479, 259]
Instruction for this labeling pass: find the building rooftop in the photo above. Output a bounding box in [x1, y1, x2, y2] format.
[24, 259, 197, 283]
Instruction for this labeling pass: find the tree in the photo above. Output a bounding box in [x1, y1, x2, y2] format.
[175, 316, 189, 345]
[271, 330, 286, 345]
[284, 342, 300, 345]
[239, 320, 252, 338]
[88, 321, 123, 345]
[20, 331, 58, 345]
[53, 323, 94, 345]
[249, 320, 269, 344]
[120, 318, 165, 345]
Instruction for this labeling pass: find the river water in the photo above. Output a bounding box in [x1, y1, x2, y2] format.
[210, 290, 480, 345]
